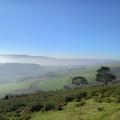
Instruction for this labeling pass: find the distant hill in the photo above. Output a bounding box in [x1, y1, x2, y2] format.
[0, 63, 49, 83]
[0, 55, 119, 66]
[0, 55, 119, 83]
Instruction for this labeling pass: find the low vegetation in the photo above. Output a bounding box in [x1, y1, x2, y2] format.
[32, 99, 120, 120]
[0, 85, 120, 120]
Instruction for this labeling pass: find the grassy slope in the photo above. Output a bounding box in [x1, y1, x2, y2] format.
[31, 64, 120, 91]
[0, 66, 97, 96]
[32, 99, 120, 120]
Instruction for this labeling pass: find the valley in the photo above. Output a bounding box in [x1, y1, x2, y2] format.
[0, 55, 120, 97]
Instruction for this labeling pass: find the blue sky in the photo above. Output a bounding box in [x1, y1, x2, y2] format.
[0, 0, 120, 59]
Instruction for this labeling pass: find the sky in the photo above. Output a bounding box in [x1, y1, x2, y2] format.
[0, 0, 120, 59]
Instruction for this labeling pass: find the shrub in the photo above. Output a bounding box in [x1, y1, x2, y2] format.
[76, 100, 86, 107]
[27, 103, 43, 112]
[87, 89, 98, 99]
[77, 92, 87, 99]
[4, 95, 9, 100]
[65, 96, 74, 103]
[103, 97, 112, 103]
[41, 102, 55, 111]
[94, 97, 102, 103]
[8, 103, 26, 112]
[57, 105, 63, 111]
[74, 97, 81, 102]
[0, 115, 8, 120]
[114, 96, 120, 103]
[97, 107, 104, 112]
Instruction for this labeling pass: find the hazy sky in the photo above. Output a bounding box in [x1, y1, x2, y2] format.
[0, 0, 120, 59]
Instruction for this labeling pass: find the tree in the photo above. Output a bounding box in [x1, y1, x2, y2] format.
[96, 66, 116, 85]
[71, 76, 88, 87]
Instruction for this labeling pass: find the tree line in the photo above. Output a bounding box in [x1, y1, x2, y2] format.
[71, 66, 116, 87]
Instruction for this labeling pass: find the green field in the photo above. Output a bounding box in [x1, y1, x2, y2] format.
[0, 81, 32, 97]
[0, 64, 120, 97]
[32, 99, 120, 120]
[0, 66, 96, 96]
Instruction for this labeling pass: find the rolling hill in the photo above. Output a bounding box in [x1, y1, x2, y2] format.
[0, 55, 120, 97]
[0, 55, 119, 66]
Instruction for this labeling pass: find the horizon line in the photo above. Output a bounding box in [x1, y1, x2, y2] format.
[0, 54, 119, 61]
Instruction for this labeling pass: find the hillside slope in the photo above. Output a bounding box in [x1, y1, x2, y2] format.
[32, 99, 120, 120]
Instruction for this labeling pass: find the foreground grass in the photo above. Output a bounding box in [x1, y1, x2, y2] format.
[32, 99, 120, 120]
[1, 85, 120, 119]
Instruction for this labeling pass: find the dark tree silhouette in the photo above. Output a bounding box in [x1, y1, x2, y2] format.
[71, 76, 88, 87]
[96, 66, 116, 85]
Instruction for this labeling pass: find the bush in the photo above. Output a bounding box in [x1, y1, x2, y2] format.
[87, 90, 98, 99]
[94, 97, 112, 103]
[103, 97, 112, 103]
[57, 105, 63, 111]
[94, 97, 102, 103]
[114, 96, 120, 103]
[27, 103, 43, 112]
[0, 115, 8, 120]
[65, 96, 74, 103]
[77, 92, 87, 99]
[74, 98, 81, 102]
[4, 95, 9, 100]
[97, 107, 104, 112]
[8, 103, 26, 112]
[76, 100, 86, 107]
[41, 102, 55, 111]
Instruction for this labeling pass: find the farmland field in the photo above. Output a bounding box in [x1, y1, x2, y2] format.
[0, 64, 120, 97]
